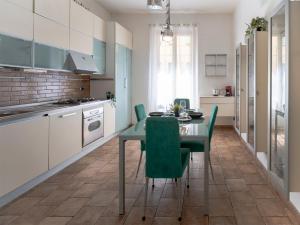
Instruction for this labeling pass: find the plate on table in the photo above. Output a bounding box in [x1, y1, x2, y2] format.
[186, 109, 196, 113]
[188, 112, 203, 119]
[149, 112, 164, 117]
[177, 116, 192, 122]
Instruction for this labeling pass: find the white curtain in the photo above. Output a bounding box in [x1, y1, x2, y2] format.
[148, 25, 198, 112]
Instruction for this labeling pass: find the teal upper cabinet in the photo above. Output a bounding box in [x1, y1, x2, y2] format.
[34, 43, 67, 70]
[33, 14, 69, 70]
[0, 34, 32, 67]
[34, 0, 70, 27]
[0, 0, 33, 67]
[93, 15, 106, 75]
[93, 39, 106, 74]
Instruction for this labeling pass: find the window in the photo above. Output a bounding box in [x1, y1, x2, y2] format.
[148, 25, 198, 112]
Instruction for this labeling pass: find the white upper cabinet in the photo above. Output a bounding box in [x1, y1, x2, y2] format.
[93, 15, 106, 42]
[70, 29, 93, 55]
[34, 14, 69, 49]
[34, 0, 69, 27]
[6, 0, 33, 11]
[70, 0, 93, 37]
[115, 23, 133, 49]
[0, 0, 33, 40]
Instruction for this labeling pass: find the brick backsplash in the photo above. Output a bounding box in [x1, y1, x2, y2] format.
[0, 68, 90, 107]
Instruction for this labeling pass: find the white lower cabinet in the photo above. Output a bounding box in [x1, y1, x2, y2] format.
[0, 117, 49, 197]
[49, 109, 82, 169]
[104, 102, 116, 137]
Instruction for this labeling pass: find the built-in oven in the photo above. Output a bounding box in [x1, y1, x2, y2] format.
[83, 107, 104, 147]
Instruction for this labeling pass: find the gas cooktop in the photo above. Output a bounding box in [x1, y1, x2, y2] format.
[54, 97, 97, 105]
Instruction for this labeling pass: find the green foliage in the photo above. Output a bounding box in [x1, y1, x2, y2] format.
[170, 103, 182, 113]
[245, 17, 268, 38]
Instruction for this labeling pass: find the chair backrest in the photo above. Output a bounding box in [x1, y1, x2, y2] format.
[174, 98, 190, 109]
[145, 117, 182, 178]
[134, 104, 147, 122]
[208, 105, 218, 143]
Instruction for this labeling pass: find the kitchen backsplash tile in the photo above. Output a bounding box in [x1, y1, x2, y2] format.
[0, 68, 90, 107]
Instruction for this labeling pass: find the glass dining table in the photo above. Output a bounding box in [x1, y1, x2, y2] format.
[118, 117, 210, 216]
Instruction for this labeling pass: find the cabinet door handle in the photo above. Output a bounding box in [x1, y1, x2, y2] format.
[124, 77, 127, 89]
[60, 112, 77, 118]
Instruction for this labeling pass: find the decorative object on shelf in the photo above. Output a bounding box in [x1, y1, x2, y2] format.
[205, 54, 227, 77]
[225, 86, 233, 96]
[245, 17, 268, 38]
[147, 0, 163, 10]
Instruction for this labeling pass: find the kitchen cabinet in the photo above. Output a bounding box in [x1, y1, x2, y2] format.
[0, 33, 32, 68]
[49, 109, 82, 169]
[70, 29, 93, 55]
[247, 32, 268, 155]
[115, 44, 132, 131]
[6, 0, 32, 11]
[0, 117, 49, 197]
[268, 0, 300, 205]
[93, 15, 106, 42]
[106, 22, 133, 132]
[104, 101, 116, 137]
[0, 0, 33, 40]
[200, 96, 235, 117]
[235, 44, 247, 136]
[34, 0, 69, 27]
[70, 0, 93, 37]
[93, 39, 106, 74]
[34, 14, 69, 50]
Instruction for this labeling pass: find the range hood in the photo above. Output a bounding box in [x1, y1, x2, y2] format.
[65, 51, 98, 74]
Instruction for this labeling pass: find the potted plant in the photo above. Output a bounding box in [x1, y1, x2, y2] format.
[245, 17, 268, 38]
[171, 103, 182, 117]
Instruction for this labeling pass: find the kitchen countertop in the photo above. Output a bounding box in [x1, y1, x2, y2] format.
[0, 99, 112, 126]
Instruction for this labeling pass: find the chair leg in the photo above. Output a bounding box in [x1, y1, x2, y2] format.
[209, 155, 215, 181]
[136, 151, 143, 178]
[177, 178, 183, 221]
[142, 177, 149, 221]
[152, 178, 155, 188]
[191, 152, 193, 161]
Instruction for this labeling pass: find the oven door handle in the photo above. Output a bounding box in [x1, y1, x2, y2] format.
[60, 112, 77, 118]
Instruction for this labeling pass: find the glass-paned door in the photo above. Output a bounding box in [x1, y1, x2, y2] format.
[248, 36, 255, 149]
[236, 48, 240, 130]
[270, 6, 287, 186]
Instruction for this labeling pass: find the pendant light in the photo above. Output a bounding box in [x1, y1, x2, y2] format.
[161, 0, 173, 42]
[147, 0, 163, 10]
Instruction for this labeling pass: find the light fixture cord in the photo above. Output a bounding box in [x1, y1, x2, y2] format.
[166, 0, 171, 28]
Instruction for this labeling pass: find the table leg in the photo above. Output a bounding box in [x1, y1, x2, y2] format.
[204, 138, 209, 216]
[119, 137, 126, 215]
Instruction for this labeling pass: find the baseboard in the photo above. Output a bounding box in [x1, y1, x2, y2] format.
[0, 133, 119, 208]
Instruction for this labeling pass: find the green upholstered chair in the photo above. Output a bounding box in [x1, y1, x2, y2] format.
[142, 117, 190, 221]
[174, 98, 190, 109]
[181, 105, 218, 180]
[134, 104, 147, 178]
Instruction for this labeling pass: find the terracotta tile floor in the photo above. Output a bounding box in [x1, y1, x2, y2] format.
[1, 127, 300, 225]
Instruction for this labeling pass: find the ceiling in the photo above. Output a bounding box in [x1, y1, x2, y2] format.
[96, 0, 239, 14]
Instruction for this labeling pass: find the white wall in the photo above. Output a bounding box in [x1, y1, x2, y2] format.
[234, 0, 282, 46]
[111, 13, 234, 115]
